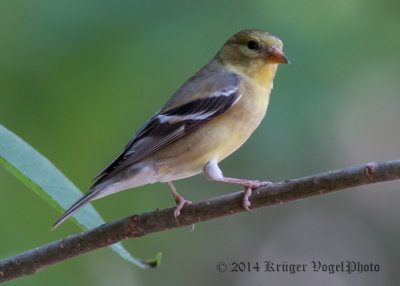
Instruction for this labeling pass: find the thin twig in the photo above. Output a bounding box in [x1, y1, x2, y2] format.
[1, 159, 399, 283]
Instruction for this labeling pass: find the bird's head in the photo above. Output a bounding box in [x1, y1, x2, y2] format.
[216, 29, 289, 76]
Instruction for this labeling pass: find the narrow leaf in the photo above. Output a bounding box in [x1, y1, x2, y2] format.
[0, 124, 158, 268]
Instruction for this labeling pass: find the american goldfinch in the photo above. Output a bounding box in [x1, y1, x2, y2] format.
[53, 29, 289, 229]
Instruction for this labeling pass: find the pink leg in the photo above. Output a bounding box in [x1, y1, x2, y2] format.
[242, 187, 254, 213]
[167, 181, 192, 218]
[204, 159, 271, 212]
[211, 176, 271, 189]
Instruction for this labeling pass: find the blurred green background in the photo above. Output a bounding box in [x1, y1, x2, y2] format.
[1, 0, 400, 285]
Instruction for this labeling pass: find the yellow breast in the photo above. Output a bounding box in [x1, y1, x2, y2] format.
[154, 64, 278, 181]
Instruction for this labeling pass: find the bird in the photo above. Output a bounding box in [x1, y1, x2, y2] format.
[52, 29, 289, 229]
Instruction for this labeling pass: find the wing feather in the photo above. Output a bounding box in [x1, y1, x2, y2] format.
[92, 71, 241, 186]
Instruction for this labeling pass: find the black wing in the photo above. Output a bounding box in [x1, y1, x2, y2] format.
[92, 73, 241, 185]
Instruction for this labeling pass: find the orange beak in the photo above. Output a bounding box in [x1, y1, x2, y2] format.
[267, 48, 290, 64]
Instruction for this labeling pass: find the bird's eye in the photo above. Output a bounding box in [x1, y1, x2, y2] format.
[247, 40, 261, 50]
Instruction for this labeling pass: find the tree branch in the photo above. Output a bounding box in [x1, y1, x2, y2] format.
[1, 159, 400, 283]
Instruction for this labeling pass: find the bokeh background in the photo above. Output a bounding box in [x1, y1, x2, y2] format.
[1, 0, 399, 285]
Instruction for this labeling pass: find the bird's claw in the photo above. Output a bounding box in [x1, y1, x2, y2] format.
[245, 180, 271, 189]
[242, 187, 254, 213]
[173, 198, 192, 218]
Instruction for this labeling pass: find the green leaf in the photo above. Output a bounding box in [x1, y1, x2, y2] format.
[0, 124, 159, 269]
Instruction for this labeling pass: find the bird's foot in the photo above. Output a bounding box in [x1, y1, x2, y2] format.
[167, 181, 192, 221]
[242, 187, 254, 213]
[239, 180, 271, 213]
[173, 196, 192, 218]
[203, 159, 271, 213]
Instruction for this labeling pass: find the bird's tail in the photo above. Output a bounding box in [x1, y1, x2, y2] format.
[52, 163, 158, 230]
[51, 187, 101, 230]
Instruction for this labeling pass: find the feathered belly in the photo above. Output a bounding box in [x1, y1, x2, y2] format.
[154, 88, 271, 182]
